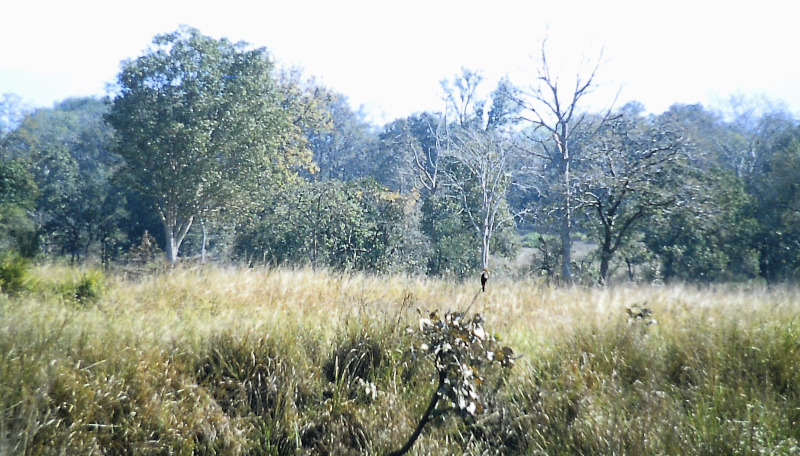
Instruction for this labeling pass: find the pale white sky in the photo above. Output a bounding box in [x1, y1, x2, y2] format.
[1, 0, 798, 124]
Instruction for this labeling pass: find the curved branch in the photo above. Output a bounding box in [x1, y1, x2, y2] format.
[387, 369, 446, 456]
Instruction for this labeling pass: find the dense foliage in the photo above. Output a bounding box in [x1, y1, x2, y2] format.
[1, 26, 798, 283]
[106, 26, 311, 264]
[234, 179, 416, 272]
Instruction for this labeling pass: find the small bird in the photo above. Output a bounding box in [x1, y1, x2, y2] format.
[480, 268, 489, 292]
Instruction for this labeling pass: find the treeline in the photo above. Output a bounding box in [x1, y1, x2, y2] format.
[1, 27, 798, 284]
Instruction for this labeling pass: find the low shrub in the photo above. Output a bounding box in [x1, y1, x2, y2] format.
[0, 251, 29, 295]
[62, 269, 106, 306]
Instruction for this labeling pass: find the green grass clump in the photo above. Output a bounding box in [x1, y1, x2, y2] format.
[59, 268, 106, 306]
[1, 265, 799, 454]
[491, 315, 800, 455]
[0, 252, 30, 295]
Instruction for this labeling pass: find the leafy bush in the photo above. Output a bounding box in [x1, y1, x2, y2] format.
[388, 310, 515, 455]
[235, 179, 413, 272]
[420, 195, 481, 277]
[0, 251, 29, 295]
[60, 269, 105, 305]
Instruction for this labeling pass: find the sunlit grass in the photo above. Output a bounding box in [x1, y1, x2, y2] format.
[2, 264, 799, 454]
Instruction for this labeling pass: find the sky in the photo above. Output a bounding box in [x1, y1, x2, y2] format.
[2, 0, 798, 125]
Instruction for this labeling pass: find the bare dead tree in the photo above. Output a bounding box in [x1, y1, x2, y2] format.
[407, 117, 443, 195]
[503, 39, 617, 283]
[440, 68, 487, 129]
[440, 128, 517, 271]
[435, 69, 534, 272]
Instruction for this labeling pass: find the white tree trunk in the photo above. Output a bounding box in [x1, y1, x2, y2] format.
[560, 162, 573, 283]
[482, 216, 491, 270]
[161, 212, 194, 265]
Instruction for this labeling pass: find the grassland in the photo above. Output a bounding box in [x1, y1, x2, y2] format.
[1, 264, 799, 455]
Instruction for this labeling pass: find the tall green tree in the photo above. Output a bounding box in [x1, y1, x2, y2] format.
[107, 27, 308, 263]
[234, 179, 411, 271]
[748, 123, 800, 280]
[2, 98, 123, 262]
[376, 112, 442, 193]
[579, 103, 685, 282]
[639, 104, 761, 282]
[420, 193, 479, 277]
[305, 92, 375, 182]
[641, 169, 759, 282]
[0, 159, 38, 257]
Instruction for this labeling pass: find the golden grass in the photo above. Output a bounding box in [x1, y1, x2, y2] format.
[15, 264, 799, 373]
[3, 264, 799, 454]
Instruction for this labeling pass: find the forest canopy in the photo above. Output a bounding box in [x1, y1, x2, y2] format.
[1, 27, 798, 284]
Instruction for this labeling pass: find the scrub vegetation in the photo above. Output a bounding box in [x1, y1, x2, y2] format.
[2, 265, 798, 455]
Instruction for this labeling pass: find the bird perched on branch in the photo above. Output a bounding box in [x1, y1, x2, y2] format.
[481, 268, 489, 292]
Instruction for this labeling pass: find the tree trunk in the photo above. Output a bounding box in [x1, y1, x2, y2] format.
[558, 125, 574, 284]
[560, 214, 572, 283]
[599, 249, 611, 284]
[663, 252, 675, 282]
[560, 158, 573, 283]
[599, 230, 613, 283]
[165, 232, 179, 264]
[162, 214, 193, 265]
[482, 219, 491, 270]
[626, 258, 635, 281]
[200, 218, 207, 264]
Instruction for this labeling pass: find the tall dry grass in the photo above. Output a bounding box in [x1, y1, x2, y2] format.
[1, 264, 798, 454]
